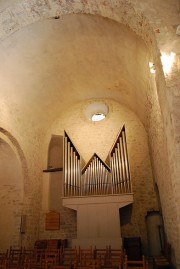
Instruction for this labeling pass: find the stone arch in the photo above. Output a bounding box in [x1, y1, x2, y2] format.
[0, 127, 29, 195]
[0, 1, 158, 55]
[0, 128, 29, 249]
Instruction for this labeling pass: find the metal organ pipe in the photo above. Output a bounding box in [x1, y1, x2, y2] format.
[122, 131, 131, 192]
[105, 169, 109, 194]
[117, 142, 123, 192]
[110, 156, 115, 194]
[75, 155, 78, 195]
[97, 160, 100, 194]
[70, 147, 73, 195]
[96, 159, 100, 194]
[77, 158, 81, 195]
[117, 143, 122, 193]
[101, 161, 103, 193]
[93, 159, 95, 194]
[114, 152, 118, 193]
[92, 159, 95, 195]
[121, 133, 127, 192]
[121, 132, 128, 193]
[67, 142, 71, 196]
[82, 169, 85, 195]
[95, 158, 98, 194]
[86, 165, 90, 195]
[90, 163, 93, 195]
[115, 148, 120, 193]
[75, 154, 79, 195]
[112, 153, 116, 193]
[101, 163, 104, 194]
[72, 151, 75, 195]
[120, 138, 126, 192]
[103, 164, 106, 194]
[64, 136, 68, 196]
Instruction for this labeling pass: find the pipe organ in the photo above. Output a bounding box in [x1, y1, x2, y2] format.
[81, 154, 110, 196]
[63, 125, 132, 197]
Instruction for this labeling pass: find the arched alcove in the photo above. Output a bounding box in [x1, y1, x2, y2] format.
[0, 138, 23, 250]
[47, 135, 63, 170]
[48, 135, 63, 212]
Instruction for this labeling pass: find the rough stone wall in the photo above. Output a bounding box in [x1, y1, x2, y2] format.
[0, 185, 22, 249]
[133, 3, 180, 264]
[145, 65, 180, 265]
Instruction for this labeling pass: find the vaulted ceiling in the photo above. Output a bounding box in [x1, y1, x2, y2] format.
[0, 13, 150, 130]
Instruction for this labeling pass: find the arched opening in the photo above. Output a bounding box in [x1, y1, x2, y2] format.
[0, 138, 23, 250]
[48, 135, 63, 211]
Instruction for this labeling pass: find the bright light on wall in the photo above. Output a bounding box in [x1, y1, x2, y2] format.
[161, 52, 176, 75]
[91, 113, 106, 122]
[84, 101, 109, 122]
[149, 62, 156, 74]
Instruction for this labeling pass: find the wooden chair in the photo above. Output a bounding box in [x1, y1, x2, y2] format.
[22, 248, 34, 265]
[77, 247, 94, 268]
[104, 248, 123, 269]
[8, 247, 23, 269]
[75, 259, 101, 269]
[124, 255, 147, 269]
[24, 248, 45, 269]
[44, 249, 60, 268]
[45, 257, 60, 269]
[58, 247, 78, 269]
[0, 251, 8, 269]
[89, 259, 101, 269]
[94, 246, 109, 267]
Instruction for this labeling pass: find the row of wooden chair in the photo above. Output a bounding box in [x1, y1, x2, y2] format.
[0, 246, 148, 269]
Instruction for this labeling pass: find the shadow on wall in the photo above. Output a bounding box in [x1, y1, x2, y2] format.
[120, 204, 133, 226]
